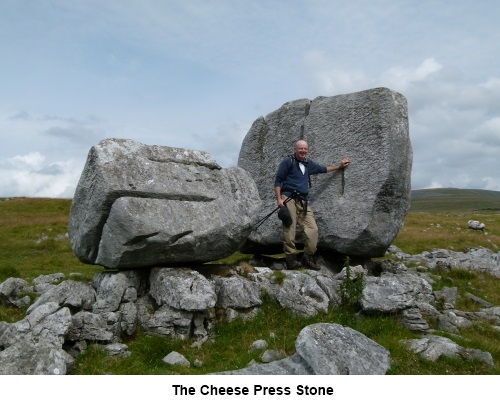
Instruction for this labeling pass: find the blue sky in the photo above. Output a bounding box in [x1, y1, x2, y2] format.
[1, 0, 499, 197]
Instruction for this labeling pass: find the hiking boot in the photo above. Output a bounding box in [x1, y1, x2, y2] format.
[285, 255, 301, 270]
[302, 254, 320, 270]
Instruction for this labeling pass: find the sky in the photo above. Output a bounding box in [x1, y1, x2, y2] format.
[1, 0, 499, 198]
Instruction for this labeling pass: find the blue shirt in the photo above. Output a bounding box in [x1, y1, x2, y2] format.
[274, 156, 327, 200]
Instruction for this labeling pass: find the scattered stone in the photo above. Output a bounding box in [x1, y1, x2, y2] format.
[104, 343, 131, 358]
[163, 351, 190, 367]
[248, 339, 268, 353]
[465, 293, 493, 308]
[468, 220, 485, 231]
[261, 349, 284, 363]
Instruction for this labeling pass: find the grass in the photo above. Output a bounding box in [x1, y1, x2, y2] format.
[393, 210, 500, 255]
[0, 197, 103, 283]
[1, 193, 499, 374]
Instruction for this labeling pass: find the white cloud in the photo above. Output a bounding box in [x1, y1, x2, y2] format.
[190, 121, 249, 168]
[380, 58, 443, 92]
[0, 152, 83, 198]
[302, 50, 370, 95]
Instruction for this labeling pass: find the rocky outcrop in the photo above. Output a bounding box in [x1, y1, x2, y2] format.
[238, 87, 412, 257]
[68, 138, 262, 269]
[389, 246, 500, 278]
[400, 335, 494, 368]
[1, 244, 498, 374]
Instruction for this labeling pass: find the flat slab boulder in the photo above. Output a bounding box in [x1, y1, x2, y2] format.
[69, 138, 261, 268]
[238, 87, 412, 257]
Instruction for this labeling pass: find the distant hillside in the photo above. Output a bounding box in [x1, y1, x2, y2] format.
[410, 188, 500, 212]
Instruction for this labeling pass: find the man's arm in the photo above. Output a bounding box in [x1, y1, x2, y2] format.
[326, 157, 351, 173]
[275, 186, 285, 207]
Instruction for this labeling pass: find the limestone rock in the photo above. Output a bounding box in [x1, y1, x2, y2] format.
[248, 339, 268, 353]
[468, 220, 485, 231]
[295, 323, 391, 374]
[0, 302, 74, 375]
[0, 277, 30, 308]
[67, 311, 114, 342]
[27, 280, 96, 315]
[436, 311, 474, 333]
[410, 248, 500, 278]
[401, 335, 494, 367]
[68, 138, 261, 268]
[163, 351, 190, 367]
[0, 340, 74, 375]
[401, 335, 462, 362]
[149, 268, 217, 311]
[361, 271, 434, 313]
[139, 305, 193, 339]
[0, 303, 72, 348]
[104, 343, 131, 358]
[238, 87, 412, 257]
[267, 270, 331, 317]
[92, 271, 143, 314]
[434, 286, 458, 310]
[213, 275, 262, 309]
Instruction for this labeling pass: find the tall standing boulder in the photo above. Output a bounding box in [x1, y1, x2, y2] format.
[68, 138, 261, 268]
[238, 87, 412, 257]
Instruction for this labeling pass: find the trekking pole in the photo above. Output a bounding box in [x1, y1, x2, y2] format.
[253, 194, 294, 230]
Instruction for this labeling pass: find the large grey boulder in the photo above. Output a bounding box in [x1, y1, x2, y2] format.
[238, 87, 412, 257]
[68, 138, 261, 269]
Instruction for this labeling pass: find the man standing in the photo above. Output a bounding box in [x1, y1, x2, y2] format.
[274, 140, 351, 270]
